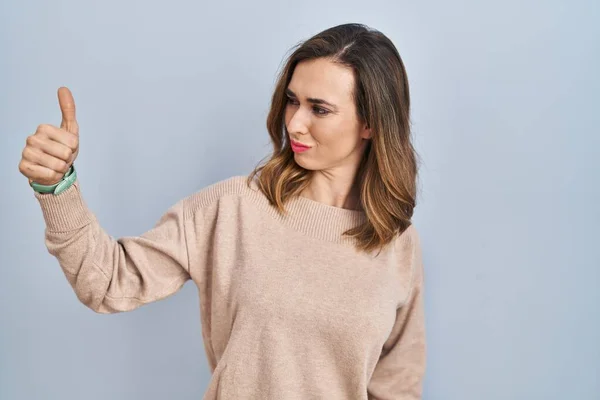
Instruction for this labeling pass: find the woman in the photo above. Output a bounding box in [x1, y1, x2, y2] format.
[18, 23, 426, 399]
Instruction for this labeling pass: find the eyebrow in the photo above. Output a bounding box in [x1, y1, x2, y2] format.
[285, 88, 338, 111]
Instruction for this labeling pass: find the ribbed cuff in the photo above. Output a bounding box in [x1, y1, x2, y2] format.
[34, 179, 94, 232]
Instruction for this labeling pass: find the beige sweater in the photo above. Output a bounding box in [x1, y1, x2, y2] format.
[34, 175, 426, 399]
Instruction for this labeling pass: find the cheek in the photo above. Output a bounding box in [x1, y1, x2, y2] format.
[316, 122, 360, 151]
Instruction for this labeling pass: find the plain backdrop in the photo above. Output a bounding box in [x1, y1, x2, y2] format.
[1, 1, 598, 399]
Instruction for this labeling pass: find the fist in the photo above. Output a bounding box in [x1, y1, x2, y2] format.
[19, 87, 80, 186]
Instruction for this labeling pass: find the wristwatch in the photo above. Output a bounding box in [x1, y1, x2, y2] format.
[30, 164, 78, 195]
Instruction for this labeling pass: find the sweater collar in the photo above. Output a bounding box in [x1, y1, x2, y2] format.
[258, 191, 367, 245]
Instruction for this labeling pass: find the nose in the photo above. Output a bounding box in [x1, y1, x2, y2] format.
[286, 107, 311, 136]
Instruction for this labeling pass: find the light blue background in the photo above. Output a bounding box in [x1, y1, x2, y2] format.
[1, 1, 598, 399]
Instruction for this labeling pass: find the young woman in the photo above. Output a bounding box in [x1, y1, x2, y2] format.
[19, 23, 426, 399]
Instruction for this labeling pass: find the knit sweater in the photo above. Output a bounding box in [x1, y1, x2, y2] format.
[34, 175, 426, 399]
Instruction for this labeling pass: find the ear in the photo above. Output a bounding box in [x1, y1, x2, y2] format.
[360, 124, 372, 140]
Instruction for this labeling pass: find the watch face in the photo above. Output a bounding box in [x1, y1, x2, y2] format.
[54, 167, 77, 195]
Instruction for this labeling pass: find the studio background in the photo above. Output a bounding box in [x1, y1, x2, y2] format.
[1, 1, 598, 399]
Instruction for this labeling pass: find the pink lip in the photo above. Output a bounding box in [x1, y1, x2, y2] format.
[290, 139, 311, 153]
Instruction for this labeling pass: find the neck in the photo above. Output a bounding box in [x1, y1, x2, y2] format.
[301, 169, 362, 211]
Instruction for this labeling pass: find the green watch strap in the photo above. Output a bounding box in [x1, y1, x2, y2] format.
[30, 164, 77, 195]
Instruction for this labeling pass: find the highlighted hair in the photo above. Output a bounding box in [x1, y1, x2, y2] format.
[249, 23, 420, 253]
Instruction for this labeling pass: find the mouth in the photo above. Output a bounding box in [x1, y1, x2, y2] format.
[290, 139, 312, 153]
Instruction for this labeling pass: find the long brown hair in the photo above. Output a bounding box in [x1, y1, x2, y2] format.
[248, 23, 420, 253]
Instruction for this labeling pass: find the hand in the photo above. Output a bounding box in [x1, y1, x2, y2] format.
[19, 87, 80, 186]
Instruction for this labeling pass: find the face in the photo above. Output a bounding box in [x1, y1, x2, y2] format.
[284, 57, 371, 174]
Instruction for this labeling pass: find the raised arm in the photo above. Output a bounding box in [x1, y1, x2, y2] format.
[19, 87, 191, 314]
[34, 183, 192, 314]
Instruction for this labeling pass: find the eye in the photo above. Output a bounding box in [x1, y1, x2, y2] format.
[286, 96, 299, 106]
[312, 106, 330, 116]
[286, 97, 330, 116]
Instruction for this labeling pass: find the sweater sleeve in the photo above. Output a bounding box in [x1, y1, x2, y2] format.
[33, 179, 192, 314]
[367, 228, 427, 400]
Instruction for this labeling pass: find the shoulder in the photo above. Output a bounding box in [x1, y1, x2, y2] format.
[181, 175, 264, 217]
[395, 223, 422, 254]
[393, 223, 424, 280]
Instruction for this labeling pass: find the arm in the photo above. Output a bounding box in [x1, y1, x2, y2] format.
[367, 228, 427, 399]
[34, 179, 191, 314]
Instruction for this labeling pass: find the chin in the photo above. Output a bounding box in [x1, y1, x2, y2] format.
[292, 153, 320, 171]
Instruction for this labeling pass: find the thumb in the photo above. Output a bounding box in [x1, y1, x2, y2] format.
[58, 86, 79, 135]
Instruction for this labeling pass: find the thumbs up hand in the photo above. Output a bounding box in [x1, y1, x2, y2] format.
[19, 87, 80, 186]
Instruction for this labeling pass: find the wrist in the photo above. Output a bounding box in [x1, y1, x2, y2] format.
[30, 164, 77, 195]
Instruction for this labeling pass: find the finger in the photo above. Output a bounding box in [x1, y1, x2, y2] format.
[58, 87, 79, 135]
[27, 134, 73, 162]
[19, 160, 65, 185]
[22, 146, 70, 174]
[37, 124, 78, 153]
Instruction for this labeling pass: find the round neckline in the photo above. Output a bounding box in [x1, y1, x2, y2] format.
[293, 193, 365, 217]
[276, 193, 367, 245]
[238, 175, 367, 244]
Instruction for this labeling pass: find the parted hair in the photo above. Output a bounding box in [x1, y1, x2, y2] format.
[249, 23, 420, 253]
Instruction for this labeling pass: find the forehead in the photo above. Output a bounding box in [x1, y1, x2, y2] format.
[288, 58, 355, 103]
